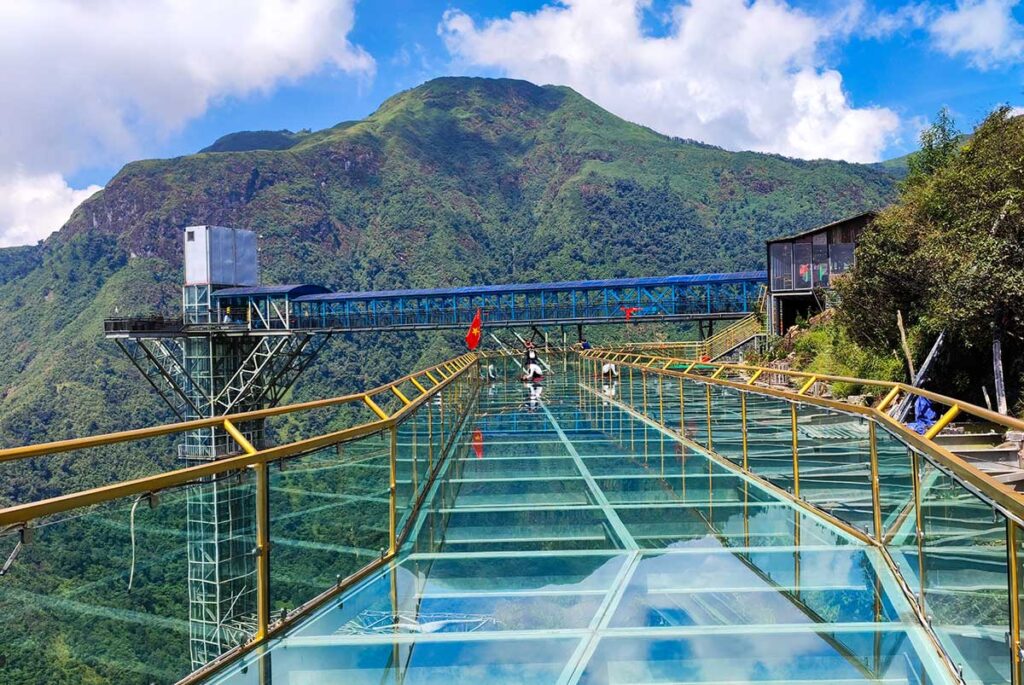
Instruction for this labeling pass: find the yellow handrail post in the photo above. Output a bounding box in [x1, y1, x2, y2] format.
[877, 386, 901, 412]
[679, 378, 685, 435]
[924, 405, 961, 440]
[658, 375, 665, 425]
[364, 395, 389, 420]
[740, 392, 748, 471]
[629, 366, 635, 408]
[642, 371, 649, 415]
[911, 449, 926, 603]
[791, 403, 800, 498]
[388, 425, 398, 557]
[1008, 520, 1022, 685]
[868, 421, 882, 542]
[705, 384, 713, 450]
[223, 419, 269, 641]
[797, 376, 817, 396]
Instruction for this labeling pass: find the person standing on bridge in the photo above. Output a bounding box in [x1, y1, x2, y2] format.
[523, 361, 545, 382]
[524, 341, 539, 368]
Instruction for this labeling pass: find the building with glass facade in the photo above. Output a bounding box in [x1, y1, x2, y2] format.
[766, 211, 875, 334]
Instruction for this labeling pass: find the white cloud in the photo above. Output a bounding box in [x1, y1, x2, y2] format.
[0, 172, 102, 248]
[930, 0, 1024, 67]
[862, 2, 931, 38]
[440, 0, 900, 162]
[0, 0, 373, 247]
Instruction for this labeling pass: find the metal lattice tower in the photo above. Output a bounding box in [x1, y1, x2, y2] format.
[107, 227, 329, 668]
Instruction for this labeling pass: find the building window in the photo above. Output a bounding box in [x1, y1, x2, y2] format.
[186, 230, 195, 242]
[830, 243, 855, 275]
[793, 239, 812, 290]
[812, 232, 829, 287]
[770, 243, 793, 291]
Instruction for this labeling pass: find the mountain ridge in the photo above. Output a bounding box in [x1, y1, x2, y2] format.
[1, 75, 898, 489]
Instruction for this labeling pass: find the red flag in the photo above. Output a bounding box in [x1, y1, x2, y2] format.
[471, 429, 484, 459]
[465, 308, 482, 350]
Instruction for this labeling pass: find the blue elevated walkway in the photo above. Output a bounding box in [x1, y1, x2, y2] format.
[211, 271, 766, 333]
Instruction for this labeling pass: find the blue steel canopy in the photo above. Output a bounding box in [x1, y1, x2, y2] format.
[255, 271, 770, 332]
[294, 271, 765, 303]
[213, 284, 331, 299]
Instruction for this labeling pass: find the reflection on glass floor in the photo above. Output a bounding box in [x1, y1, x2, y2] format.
[206, 369, 954, 685]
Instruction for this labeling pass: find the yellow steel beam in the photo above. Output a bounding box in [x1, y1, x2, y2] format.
[224, 419, 269, 640]
[223, 419, 257, 454]
[1009, 520, 1022, 685]
[877, 386, 901, 412]
[391, 386, 412, 405]
[363, 396, 390, 420]
[796, 376, 818, 396]
[924, 404, 960, 440]
[410, 377, 428, 395]
[748, 369, 764, 385]
[0, 357, 476, 527]
[588, 351, 1024, 522]
[0, 354, 471, 464]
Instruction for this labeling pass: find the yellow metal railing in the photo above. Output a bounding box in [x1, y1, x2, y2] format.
[605, 312, 765, 361]
[579, 348, 1024, 685]
[0, 353, 479, 685]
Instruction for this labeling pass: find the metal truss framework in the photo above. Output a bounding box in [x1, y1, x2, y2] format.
[113, 329, 331, 668]
[208, 272, 767, 334]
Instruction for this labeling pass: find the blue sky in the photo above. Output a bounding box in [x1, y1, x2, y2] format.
[1, 0, 1022, 246]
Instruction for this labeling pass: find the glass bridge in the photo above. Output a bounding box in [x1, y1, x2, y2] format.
[204, 365, 954, 685]
[1, 353, 1020, 685]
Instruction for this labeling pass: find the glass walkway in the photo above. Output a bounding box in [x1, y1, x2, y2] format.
[205, 365, 954, 684]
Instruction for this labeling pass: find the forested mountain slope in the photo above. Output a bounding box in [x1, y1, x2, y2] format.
[0, 76, 899, 499]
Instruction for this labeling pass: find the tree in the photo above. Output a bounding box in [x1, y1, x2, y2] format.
[905, 107, 962, 183]
[837, 107, 1024, 413]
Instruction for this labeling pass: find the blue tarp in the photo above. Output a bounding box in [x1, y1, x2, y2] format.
[907, 396, 938, 435]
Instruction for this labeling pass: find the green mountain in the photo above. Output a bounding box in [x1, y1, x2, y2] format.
[0, 75, 905, 684]
[0, 76, 899, 490]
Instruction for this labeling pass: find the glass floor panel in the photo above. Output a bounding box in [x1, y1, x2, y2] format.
[206, 370, 954, 685]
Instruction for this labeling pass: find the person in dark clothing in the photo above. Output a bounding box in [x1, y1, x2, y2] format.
[524, 341, 539, 368]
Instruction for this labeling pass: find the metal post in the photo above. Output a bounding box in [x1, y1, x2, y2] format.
[253, 461, 270, 640]
[658, 375, 664, 425]
[642, 371, 648, 415]
[868, 422, 882, 541]
[791, 403, 800, 498]
[1007, 520, 1022, 685]
[427, 401, 434, 471]
[411, 411, 419, 500]
[911, 449, 925, 604]
[741, 392, 748, 471]
[705, 384, 713, 450]
[389, 426, 398, 557]
[222, 420, 268, 641]
[679, 378, 685, 435]
[629, 366, 635, 408]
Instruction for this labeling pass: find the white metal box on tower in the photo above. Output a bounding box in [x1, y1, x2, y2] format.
[183, 226, 259, 287]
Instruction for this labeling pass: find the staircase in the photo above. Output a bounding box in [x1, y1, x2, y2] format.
[934, 428, 1024, 490]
